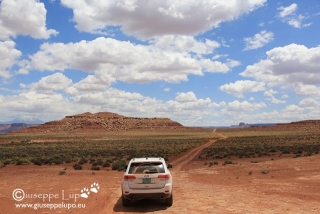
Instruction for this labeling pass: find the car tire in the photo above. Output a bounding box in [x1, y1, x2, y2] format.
[122, 193, 130, 207]
[164, 194, 173, 206]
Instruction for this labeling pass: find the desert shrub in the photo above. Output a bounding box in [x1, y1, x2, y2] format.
[223, 160, 234, 165]
[91, 166, 100, 171]
[73, 163, 82, 170]
[91, 161, 98, 167]
[261, 170, 269, 174]
[31, 158, 43, 166]
[15, 159, 25, 165]
[112, 159, 126, 171]
[102, 161, 110, 167]
[78, 158, 88, 165]
[53, 158, 63, 165]
[3, 160, 11, 165]
[249, 170, 252, 175]
[96, 159, 104, 166]
[43, 158, 52, 165]
[59, 171, 66, 175]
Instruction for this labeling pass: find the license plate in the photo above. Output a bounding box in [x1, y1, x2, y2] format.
[142, 178, 151, 184]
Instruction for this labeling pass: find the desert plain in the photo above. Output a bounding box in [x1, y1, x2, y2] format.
[1, 115, 320, 214]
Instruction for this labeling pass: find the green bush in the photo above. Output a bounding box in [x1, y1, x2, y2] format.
[73, 163, 82, 170]
[112, 159, 126, 171]
[3, 160, 11, 165]
[91, 166, 100, 171]
[102, 161, 110, 167]
[31, 158, 43, 166]
[78, 158, 88, 165]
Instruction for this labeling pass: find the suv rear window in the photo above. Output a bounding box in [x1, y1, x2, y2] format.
[128, 162, 165, 174]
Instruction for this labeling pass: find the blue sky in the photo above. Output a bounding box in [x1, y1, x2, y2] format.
[1, 0, 320, 126]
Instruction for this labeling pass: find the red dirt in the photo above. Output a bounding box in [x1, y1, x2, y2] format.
[1, 134, 320, 213]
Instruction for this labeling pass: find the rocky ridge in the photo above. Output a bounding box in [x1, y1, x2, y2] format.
[13, 112, 185, 133]
[246, 119, 320, 131]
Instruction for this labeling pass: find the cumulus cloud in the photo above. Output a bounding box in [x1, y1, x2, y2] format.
[0, 0, 58, 40]
[24, 37, 237, 85]
[222, 100, 266, 113]
[241, 44, 320, 96]
[61, 0, 266, 39]
[278, 3, 297, 18]
[151, 35, 220, 55]
[219, 80, 266, 97]
[0, 87, 215, 124]
[277, 3, 312, 28]
[0, 40, 21, 79]
[243, 30, 274, 50]
[175, 92, 198, 102]
[0, 91, 74, 122]
[26, 73, 72, 93]
[263, 89, 285, 104]
[162, 91, 218, 112]
[299, 98, 320, 109]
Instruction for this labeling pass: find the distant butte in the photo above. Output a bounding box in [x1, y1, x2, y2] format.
[12, 112, 185, 133]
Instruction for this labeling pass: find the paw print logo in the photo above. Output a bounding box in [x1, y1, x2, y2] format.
[90, 182, 100, 193]
[80, 188, 90, 198]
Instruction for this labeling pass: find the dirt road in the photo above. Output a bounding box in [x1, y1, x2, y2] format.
[1, 134, 320, 213]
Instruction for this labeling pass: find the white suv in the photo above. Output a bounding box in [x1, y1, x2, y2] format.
[121, 157, 173, 206]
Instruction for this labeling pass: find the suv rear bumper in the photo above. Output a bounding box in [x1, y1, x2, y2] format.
[122, 182, 173, 200]
[123, 192, 172, 200]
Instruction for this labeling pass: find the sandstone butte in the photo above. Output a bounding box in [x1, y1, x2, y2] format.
[12, 112, 186, 133]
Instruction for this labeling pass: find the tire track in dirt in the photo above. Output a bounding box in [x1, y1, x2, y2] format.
[170, 130, 227, 171]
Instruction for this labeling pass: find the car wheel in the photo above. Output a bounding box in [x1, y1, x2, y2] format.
[122, 193, 130, 207]
[164, 194, 173, 206]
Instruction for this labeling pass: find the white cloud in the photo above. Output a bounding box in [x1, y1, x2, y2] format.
[26, 73, 72, 93]
[277, 4, 312, 28]
[151, 35, 220, 55]
[0, 40, 21, 79]
[222, 100, 266, 113]
[219, 80, 266, 97]
[241, 44, 320, 96]
[164, 88, 171, 92]
[243, 30, 274, 51]
[212, 54, 228, 60]
[0, 91, 74, 121]
[69, 71, 116, 93]
[299, 98, 320, 109]
[263, 89, 285, 104]
[61, 0, 266, 39]
[0, 0, 58, 40]
[293, 83, 320, 96]
[175, 92, 197, 102]
[278, 3, 297, 18]
[25, 37, 237, 85]
[283, 104, 303, 113]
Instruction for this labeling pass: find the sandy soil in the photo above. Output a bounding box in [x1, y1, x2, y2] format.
[1, 135, 320, 214]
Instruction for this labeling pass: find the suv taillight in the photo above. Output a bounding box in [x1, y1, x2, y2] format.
[124, 175, 136, 181]
[158, 174, 170, 181]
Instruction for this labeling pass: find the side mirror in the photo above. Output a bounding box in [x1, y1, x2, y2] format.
[167, 164, 172, 169]
[124, 165, 128, 170]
